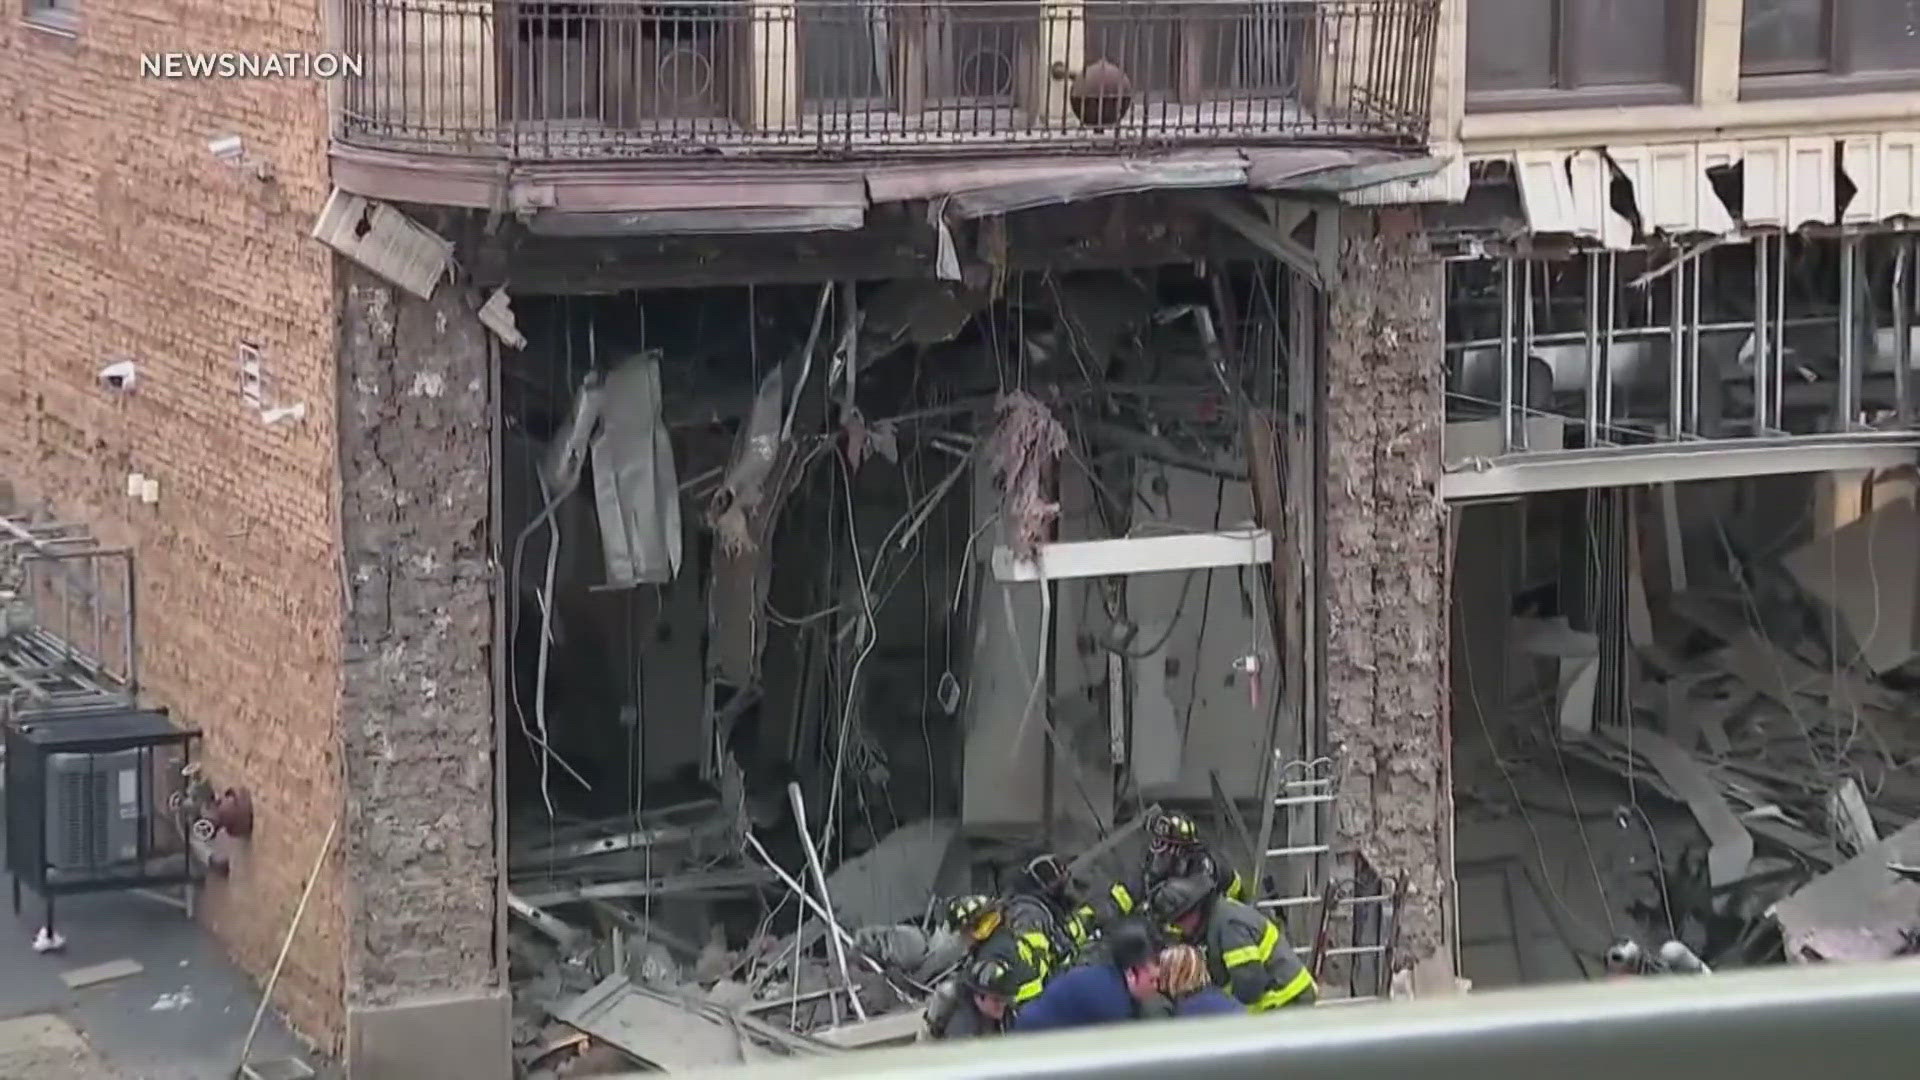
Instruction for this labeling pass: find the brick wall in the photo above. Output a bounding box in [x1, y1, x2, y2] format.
[337, 267, 499, 1015]
[0, 0, 346, 1046]
[1323, 208, 1454, 984]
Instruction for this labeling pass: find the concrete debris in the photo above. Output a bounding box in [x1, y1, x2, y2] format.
[822, 819, 962, 929]
[1458, 479, 1920, 989]
[1773, 819, 1920, 964]
[551, 975, 750, 1071]
[1781, 496, 1920, 674]
[813, 1009, 926, 1049]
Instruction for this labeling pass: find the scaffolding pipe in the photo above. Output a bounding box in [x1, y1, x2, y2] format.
[1897, 239, 1914, 427]
[1773, 233, 1788, 431]
[1668, 259, 1685, 440]
[1500, 257, 1516, 453]
[1689, 255, 1704, 436]
[787, 783, 868, 1021]
[1585, 251, 1601, 446]
[1839, 234, 1860, 430]
[1754, 235, 1772, 433]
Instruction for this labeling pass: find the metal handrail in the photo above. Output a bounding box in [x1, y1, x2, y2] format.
[335, 0, 1439, 159]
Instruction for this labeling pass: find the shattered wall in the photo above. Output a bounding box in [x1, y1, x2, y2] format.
[1322, 208, 1453, 982]
[338, 266, 503, 1020]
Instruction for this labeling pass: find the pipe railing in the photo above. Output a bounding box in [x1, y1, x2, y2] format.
[336, 0, 1438, 158]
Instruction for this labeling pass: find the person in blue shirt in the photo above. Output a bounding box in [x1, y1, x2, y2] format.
[1010, 919, 1164, 1033]
[1156, 944, 1245, 1018]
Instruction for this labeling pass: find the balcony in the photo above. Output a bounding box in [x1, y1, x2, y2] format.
[335, 0, 1438, 160]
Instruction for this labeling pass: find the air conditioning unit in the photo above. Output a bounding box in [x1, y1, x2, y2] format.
[45, 750, 144, 871]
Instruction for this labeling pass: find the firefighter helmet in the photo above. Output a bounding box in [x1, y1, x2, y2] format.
[945, 894, 994, 931]
[1147, 875, 1213, 923]
[1149, 810, 1200, 850]
[1024, 852, 1070, 893]
[963, 957, 1022, 998]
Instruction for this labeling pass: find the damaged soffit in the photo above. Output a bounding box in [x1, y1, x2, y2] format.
[335, 146, 1438, 237]
[1477, 131, 1920, 246]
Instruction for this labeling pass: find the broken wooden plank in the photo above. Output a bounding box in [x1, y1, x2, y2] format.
[813, 1009, 925, 1049]
[60, 959, 142, 990]
[552, 976, 746, 1071]
[1633, 729, 1754, 887]
[1828, 778, 1879, 856]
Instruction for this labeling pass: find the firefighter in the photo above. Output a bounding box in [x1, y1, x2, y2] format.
[1148, 876, 1316, 1012]
[1011, 920, 1167, 1033]
[1004, 854, 1084, 964]
[943, 895, 1050, 1008]
[928, 957, 1026, 1039]
[1145, 810, 1246, 903]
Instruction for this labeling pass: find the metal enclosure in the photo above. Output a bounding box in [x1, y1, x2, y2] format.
[4, 708, 198, 914]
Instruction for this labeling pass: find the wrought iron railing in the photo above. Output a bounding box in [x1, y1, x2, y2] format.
[336, 0, 1438, 158]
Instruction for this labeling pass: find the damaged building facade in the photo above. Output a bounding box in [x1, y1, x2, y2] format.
[4, 0, 1918, 1075]
[1434, 1, 1920, 990]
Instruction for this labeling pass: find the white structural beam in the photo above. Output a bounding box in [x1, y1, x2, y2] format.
[1443, 434, 1920, 501]
[992, 530, 1273, 582]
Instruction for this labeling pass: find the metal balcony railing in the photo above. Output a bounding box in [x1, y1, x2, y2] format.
[336, 0, 1438, 159]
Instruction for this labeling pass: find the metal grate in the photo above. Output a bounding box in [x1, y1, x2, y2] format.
[1, 516, 137, 724]
[337, 0, 1440, 158]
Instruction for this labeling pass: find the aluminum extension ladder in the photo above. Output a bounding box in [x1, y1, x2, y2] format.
[1249, 753, 1399, 1002]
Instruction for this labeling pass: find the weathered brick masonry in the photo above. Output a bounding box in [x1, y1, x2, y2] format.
[0, 0, 346, 1042]
[1323, 207, 1454, 982]
[337, 267, 499, 1019]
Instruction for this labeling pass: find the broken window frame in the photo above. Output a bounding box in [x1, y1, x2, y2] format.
[1443, 231, 1920, 461]
[1739, 0, 1920, 98]
[1464, 0, 1699, 114]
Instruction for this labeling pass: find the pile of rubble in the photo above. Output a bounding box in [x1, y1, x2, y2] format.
[1456, 491, 1920, 984]
[505, 795, 975, 1075]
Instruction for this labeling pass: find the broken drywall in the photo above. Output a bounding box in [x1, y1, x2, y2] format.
[1782, 495, 1920, 674]
[1125, 463, 1273, 802]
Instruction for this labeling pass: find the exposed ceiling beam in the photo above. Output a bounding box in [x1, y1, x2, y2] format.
[1442, 434, 1920, 500]
[992, 530, 1273, 582]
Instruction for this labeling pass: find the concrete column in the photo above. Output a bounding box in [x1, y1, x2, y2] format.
[337, 262, 509, 1079]
[1321, 208, 1454, 991]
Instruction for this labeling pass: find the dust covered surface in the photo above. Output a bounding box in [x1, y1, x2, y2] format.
[1322, 207, 1450, 971]
[338, 265, 499, 1005]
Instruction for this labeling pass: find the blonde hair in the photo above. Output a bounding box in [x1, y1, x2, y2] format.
[1159, 945, 1209, 998]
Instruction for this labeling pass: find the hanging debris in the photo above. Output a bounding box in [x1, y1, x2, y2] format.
[988, 390, 1067, 560]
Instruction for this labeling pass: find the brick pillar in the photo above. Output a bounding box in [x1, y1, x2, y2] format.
[1321, 208, 1454, 990]
[337, 263, 509, 1078]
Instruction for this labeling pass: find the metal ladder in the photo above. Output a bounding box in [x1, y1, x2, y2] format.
[1249, 753, 1398, 1002]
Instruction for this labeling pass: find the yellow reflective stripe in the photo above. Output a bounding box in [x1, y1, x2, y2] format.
[1252, 965, 1317, 1012]
[1221, 922, 1278, 969]
[1014, 976, 1046, 1003]
[1226, 872, 1246, 903]
[1019, 931, 1052, 955]
[973, 910, 1002, 940]
[1111, 884, 1134, 913]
